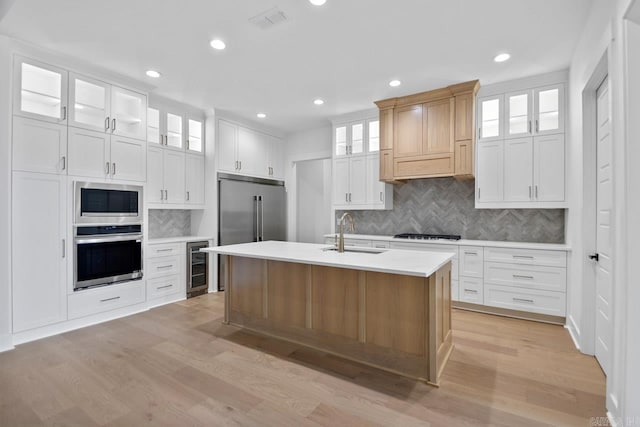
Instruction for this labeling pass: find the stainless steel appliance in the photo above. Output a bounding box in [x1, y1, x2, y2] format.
[394, 233, 461, 241]
[73, 225, 143, 290]
[187, 241, 209, 298]
[218, 173, 286, 290]
[75, 181, 142, 225]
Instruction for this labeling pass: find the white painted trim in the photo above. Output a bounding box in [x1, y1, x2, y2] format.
[11, 302, 148, 346]
[216, 111, 285, 139]
[0, 333, 14, 353]
[564, 322, 581, 351]
[607, 412, 620, 427]
[478, 69, 569, 97]
[329, 108, 378, 125]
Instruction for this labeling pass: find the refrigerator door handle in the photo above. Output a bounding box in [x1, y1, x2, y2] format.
[254, 195, 260, 242]
[260, 196, 264, 242]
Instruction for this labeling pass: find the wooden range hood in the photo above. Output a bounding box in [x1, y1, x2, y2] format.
[375, 80, 480, 182]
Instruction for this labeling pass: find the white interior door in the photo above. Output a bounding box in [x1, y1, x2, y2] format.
[595, 76, 612, 375]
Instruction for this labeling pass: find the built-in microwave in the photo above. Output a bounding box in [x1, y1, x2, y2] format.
[75, 182, 142, 225]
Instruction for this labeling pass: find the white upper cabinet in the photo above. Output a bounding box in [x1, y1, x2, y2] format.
[476, 78, 566, 208]
[350, 123, 364, 155]
[185, 153, 205, 205]
[478, 95, 503, 141]
[368, 120, 380, 152]
[12, 116, 67, 175]
[14, 57, 68, 124]
[335, 125, 348, 156]
[506, 91, 532, 138]
[110, 86, 146, 141]
[69, 73, 110, 132]
[534, 84, 565, 135]
[186, 118, 204, 154]
[147, 107, 161, 145]
[533, 134, 565, 201]
[217, 119, 285, 180]
[69, 74, 147, 141]
[165, 111, 183, 150]
[476, 141, 504, 202]
[109, 135, 146, 182]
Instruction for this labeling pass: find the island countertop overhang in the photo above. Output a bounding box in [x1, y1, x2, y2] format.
[202, 241, 454, 278]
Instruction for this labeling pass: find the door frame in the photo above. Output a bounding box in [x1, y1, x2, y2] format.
[578, 51, 609, 356]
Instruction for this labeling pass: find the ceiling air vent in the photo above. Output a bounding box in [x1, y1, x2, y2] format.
[249, 7, 289, 30]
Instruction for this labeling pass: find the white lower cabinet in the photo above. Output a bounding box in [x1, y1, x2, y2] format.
[68, 127, 146, 181]
[459, 246, 483, 278]
[146, 242, 185, 305]
[68, 280, 146, 320]
[12, 172, 68, 332]
[459, 277, 484, 304]
[13, 116, 67, 175]
[483, 284, 566, 317]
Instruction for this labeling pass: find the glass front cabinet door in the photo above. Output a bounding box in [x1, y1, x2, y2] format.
[110, 86, 147, 141]
[477, 95, 503, 141]
[14, 57, 68, 124]
[186, 118, 203, 154]
[534, 84, 564, 135]
[165, 112, 183, 150]
[505, 91, 532, 138]
[69, 74, 110, 132]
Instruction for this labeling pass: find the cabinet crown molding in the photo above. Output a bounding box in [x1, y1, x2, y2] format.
[375, 80, 479, 109]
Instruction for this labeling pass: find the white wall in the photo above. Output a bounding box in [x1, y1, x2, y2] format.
[296, 159, 332, 243]
[284, 126, 332, 241]
[566, 0, 638, 422]
[0, 35, 12, 351]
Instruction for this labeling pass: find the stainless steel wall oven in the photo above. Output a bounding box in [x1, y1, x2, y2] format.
[73, 182, 144, 291]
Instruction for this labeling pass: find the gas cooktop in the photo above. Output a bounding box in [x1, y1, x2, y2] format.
[393, 233, 461, 241]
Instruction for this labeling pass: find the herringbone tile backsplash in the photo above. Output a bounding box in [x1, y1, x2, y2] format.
[336, 178, 565, 243]
[149, 209, 192, 238]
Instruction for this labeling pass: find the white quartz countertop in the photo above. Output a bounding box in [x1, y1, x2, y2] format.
[148, 236, 214, 244]
[202, 241, 455, 278]
[324, 234, 571, 251]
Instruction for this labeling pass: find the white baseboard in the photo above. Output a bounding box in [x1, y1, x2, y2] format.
[0, 333, 14, 353]
[565, 315, 582, 351]
[607, 411, 620, 427]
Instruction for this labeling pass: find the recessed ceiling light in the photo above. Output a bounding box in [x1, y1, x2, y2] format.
[257, 113, 267, 119]
[210, 39, 226, 50]
[313, 99, 324, 105]
[389, 80, 401, 87]
[309, 0, 327, 5]
[494, 53, 511, 63]
[145, 70, 161, 78]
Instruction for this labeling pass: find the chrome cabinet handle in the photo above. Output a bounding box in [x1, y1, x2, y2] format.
[112, 163, 116, 176]
[157, 265, 173, 269]
[61, 156, 66, 171]
[62, 239, 65, 258]
[478, 127, 482, 139]
[464, 288, 478, 293]
[157, 284, 173, 290]
[345, 193, 348, 202]
[186, 191, 190, 201]
[464, 251, 478, 256]
[513, 274, 535, 280]
[478, 188, 481, 199]
[535, 185, 539, 199]
[160, 189, 164, 200]
[156, 248, 173, 253]
[529, 186, 532, 199]
[105, 117, 110, 131]
[535, 119, 539, 133]
[186, 139, 190, 150]
[513, 297, 534, 304]
[513, 255, 534, 259]
[112, 118, 116, 132]
[100, 296, 121, 303]
[380, 191, 383, 202]
[62, 106, 67, 121]
[528, 120, 532, 134]
[239, 161, 242, 170]
[105, 162, 110, 175]
[164, 189, 168, 200]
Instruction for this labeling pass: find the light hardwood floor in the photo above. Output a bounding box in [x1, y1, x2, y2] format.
[0, 293, 606, 426]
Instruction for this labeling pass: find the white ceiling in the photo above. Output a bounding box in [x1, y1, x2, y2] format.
[0, 0, 592, 134]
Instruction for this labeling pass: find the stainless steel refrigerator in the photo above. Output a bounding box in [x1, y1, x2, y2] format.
[218, 173, 286, 290]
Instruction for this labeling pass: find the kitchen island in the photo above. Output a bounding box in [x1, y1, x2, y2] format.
[202, 241, 455, 385]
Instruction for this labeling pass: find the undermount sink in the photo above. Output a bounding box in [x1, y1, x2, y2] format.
[322, 247, 386, 254]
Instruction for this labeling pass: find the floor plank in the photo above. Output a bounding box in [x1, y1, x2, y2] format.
[0, 293, 606, 426]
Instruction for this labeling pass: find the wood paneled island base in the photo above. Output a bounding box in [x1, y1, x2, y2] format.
[222, 255, 453, 386]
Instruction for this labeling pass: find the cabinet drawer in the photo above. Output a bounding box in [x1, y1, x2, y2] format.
[484, 284, 566, 317]
[147, 275, 183, 300]
[147, 242, 184, 258]
[394, 154, 454, 178]
[451, 279, 459, 302]
[459, 277, 483, 304]
[371, 241, 390, 249]
[147, 255, 182, 278]
[484, 262, 566, 292]
[68, 280, 145, 320]
[389, 242, 458, 280]
[484, 247, 567, 267]
[460, 246, 483, 278]
[344, 238, 373, 248]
